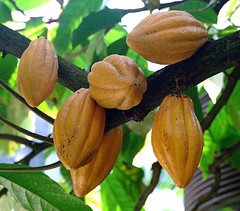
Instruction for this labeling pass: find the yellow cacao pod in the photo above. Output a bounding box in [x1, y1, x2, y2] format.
[126, 10, 208, 64]
[53, 88, 106, 170]
[70, 126, 122, 197]
[88, 54, 147, 110]
[151, 94, 203, 188]
[17, 36, 58, 107]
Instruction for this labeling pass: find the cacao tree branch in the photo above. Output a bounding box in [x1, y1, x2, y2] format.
[0, 79, 55, 125]
[0, 160, 62, 172]
[1, 24, 240, 131]
[0, 133, 43, 150]
[0, 115, 53, 144]
[0, 24, 89, 90]
[201, 67, 240, 131]
[135, 162, 162, 211]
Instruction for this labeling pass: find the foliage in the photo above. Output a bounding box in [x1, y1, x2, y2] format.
[0, 0, 239, 210]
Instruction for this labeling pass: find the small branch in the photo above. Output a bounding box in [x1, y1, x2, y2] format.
[65, 47, 87, 60]
[0, 79, 54, 125]
[16, 142, 51, 165]
[201, 67, 240, 131]
[0, 161, 61, 172]
[0, 115, 53, 144]
[8, 0, 25, 14]
[46, 18, 59, 24]
[0, 133, 40, 150]
[135, 162, 162, 211]
[119, 1, 187, 15]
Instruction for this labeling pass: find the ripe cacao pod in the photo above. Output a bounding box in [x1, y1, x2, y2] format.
[17, 36, 58, 107]
[70, 126, 122, 197]
[53, 88, 106, 170]
[126, 10, 208, 64]
[151, 94, 203, 188]
[88, 54, 147, 110]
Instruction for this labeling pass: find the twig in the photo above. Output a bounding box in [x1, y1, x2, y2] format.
[16, 142, 51, 165]
[65, 47, 87, 60]
[8, 0, 25, 14]
[0, 133, 40, 150]
[201, 67, 240, 131]
[135, 162, 162, 211]
[0, 79, 54, 125]
[118, 1, 187, 15]
[0, 115, 53, 144]
[0, 161, 61, 172]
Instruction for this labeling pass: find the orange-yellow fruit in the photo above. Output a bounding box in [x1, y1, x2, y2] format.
[126, 10, 208, 64]
[17, 36, 58, 107]
[53, 88, 106, 170]
[151, 94, 203, 188]
[70, 126, 123, 197]
[88, 54, 147, 110]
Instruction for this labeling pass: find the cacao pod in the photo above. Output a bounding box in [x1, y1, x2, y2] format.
[70, 126, 123, 197]
[151, 94, 203, 188]
[53, 88, 106, 170]
[88, 54, 147, 110]
[17, 36, 58, 107]
[126, 10, 208, 64]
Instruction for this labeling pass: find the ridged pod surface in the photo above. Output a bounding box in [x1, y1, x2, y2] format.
[17, 36, 58, 107]
[53, 88, 106, 170]
[70, 126, 123, 197]
[126, 10, 208, 64]
[88, 54, 147, 110]
[152, 94, 203, 188]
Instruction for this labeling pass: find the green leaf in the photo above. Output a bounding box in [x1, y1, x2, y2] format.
[104, 25, 128, 46]
[170, 0, 217, 24]
[60, 166, 73, 189]
[209, 106, 240, 149]
[0, 164, 92, 211]
[85, 30, 106, 71]
[184, 86, 204, 122]
[53, 0, 103, 54]
[199, 130, 216, 177]
[107, 37, 129, 56]
[101, 173, 135, 211]
[218, 26, 238, 38]
[127, 49, 152, 77]
[226, 141, 240, 169]
[14, 0, 49, 10]
[113, 164, 144, 202]
[119, 126, 145, 164]
[73, 8, 123, 47]
[21, 18, 46, 40]
[0, 2, 12, 23]
[0, 54, 17, 83]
